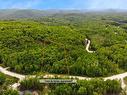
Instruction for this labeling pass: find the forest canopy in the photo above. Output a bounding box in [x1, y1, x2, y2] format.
[0, 13, 127, 77]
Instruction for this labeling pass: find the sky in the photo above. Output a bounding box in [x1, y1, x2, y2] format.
[0, 0, 127, 10]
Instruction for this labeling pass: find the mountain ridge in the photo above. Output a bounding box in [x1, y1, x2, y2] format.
[0, 9, 127, 19]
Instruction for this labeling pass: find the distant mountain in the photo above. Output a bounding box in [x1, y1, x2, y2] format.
[0, 9, 127, 19]
[0, 9, 86, 19]
[0, 9, 49, 19]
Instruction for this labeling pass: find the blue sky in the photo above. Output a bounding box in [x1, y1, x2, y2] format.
[0, 0, 127, 10]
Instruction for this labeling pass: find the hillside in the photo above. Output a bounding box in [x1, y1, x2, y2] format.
[0, 10, 127, 95]
[0, 12, 127, 77]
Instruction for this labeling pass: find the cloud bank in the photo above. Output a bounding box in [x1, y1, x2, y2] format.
[88, 0, 127, 9]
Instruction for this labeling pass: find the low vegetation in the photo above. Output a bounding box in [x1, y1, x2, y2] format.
[1, 89, 19, 95]
[19, 78, 122, 95]
[20, 77, 43, 90]
[0, 73, 18, 94]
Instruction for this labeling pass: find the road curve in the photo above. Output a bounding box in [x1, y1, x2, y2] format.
[0, 39, 126, 89]
[0, 66, 25, 80]
[0, 66, 127, 89]
[0, 40, 126, 89]
[85, 39, 95, 53]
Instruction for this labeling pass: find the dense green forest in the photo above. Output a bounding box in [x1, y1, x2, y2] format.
[0, 76, 122, 95]
[0, 13, 127, 77]
[20, 78, 122, 95]
[0, 12, 127, 95]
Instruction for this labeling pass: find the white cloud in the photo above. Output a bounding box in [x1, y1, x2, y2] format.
[88, 0, 127, 10]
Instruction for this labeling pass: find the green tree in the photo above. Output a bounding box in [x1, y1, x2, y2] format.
[78, 86, 87, 95]
[20, 77, 42, 90]
[0, 73, 6, 85]
[53, 84, 72, 95]
[2, 88, 19, 95]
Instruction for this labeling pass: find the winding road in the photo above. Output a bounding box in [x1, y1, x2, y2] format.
[0, 66, 127, 89]
[0, 39, 126, 90]
[85, 39, 95, 53]
[0, 66, 25, 80]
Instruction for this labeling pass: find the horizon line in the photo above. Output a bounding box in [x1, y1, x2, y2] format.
[1, 8, 127, 11]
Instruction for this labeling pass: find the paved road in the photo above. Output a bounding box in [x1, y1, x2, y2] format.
[0, 66, 127, 89]
[0, 40, 126, 89]
[85, 39, 95, 53]
[0, 66, 25, 80]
